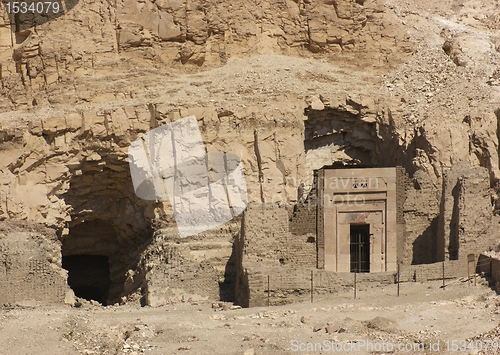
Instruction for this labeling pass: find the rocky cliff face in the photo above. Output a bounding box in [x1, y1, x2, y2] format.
[0, 0, 499, 304]
[0, 0, 416, 229]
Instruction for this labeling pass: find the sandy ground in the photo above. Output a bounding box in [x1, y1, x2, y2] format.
[1, 277, 500, 355]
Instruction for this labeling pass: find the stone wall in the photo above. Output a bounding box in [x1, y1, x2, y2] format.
[239, 266, 396, 308]
[140, 239, 220, 307]
[438, 162, 497, 261]
[235, 204, 317, 306]
[0, 222, 74, 306]
[237, 259, 469, 307]
[403, 169, 440, 265]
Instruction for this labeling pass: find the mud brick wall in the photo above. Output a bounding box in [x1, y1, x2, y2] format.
[239, 204, 316, 267]
[403, 169, 440, 265]
[237, 260, 470, 307]
[0, 227, 72, 306]
[287, 234, 316, 267]
[241, 266, 396, 307]
[0, 259, 69, 305]
[288, 187, 317, 267]
[289, 202, 316, 236]
[477, 254, 500, 286]
[399, 260, 467, 283]
[235, 204, 318, 306]
[239, 205, 290, 266]
[142, 243, 220, 307]
[457, 168, 497, 259]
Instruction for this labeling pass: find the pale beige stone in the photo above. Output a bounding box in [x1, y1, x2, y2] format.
[323, 168, 397, 273]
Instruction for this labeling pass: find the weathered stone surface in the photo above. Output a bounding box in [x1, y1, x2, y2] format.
[438, 163, 499, 262]
[0, 0, 499, 306]
[313, 323, 325, 332]
[326, 324, 341, 334]
[403, 169, 440, 264]
[0, 221, 73, 306]
[141, 240, 219, 307]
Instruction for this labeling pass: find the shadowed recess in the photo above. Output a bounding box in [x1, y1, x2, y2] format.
[62, 255, 111, 305]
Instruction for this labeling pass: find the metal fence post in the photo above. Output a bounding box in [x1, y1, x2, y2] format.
[354, 271, 357, 299]
[267, 275, 270, 307]
[442, 261, 445, 290]
[397, 263, 400, 297]
[311, 270, 314, 303]
[468, 257, 471, 287]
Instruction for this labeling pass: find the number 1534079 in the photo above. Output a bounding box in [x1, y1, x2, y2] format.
[4, 1, 61, 14]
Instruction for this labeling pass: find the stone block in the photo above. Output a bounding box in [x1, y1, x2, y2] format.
[42, 117, 66, 134]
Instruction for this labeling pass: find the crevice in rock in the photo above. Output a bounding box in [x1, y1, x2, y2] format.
[253, 130, 264, 203]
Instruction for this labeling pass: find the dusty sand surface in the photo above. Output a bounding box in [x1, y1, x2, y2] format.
[1, 277, 500, 355]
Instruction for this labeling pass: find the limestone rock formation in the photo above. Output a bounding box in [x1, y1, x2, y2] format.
[0, 0, 499, 304]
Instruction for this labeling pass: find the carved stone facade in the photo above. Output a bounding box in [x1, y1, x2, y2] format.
[318, 167, 397, 273]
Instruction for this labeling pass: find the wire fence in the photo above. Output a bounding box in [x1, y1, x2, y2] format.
[263, 254, 495, 306]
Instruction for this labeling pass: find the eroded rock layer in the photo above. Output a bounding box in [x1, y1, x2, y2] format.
[0, 0, 499, 305]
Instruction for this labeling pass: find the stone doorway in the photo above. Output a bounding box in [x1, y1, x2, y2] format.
[350, 224, 370, 273]
[62, 220, 123, 305]
[318, 167, 397, 273]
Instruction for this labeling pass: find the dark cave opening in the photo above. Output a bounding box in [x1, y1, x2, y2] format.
[62, 255, 111, 305]
[62, 159, 156, 306]
[61, 220, 122, 305]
